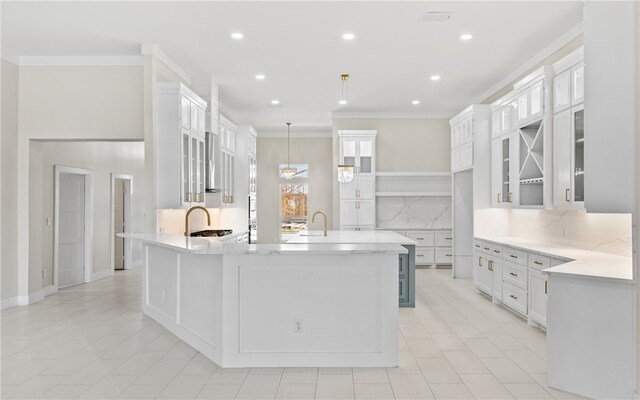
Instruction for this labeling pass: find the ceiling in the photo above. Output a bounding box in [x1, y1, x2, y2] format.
[2, 1, 584, 133]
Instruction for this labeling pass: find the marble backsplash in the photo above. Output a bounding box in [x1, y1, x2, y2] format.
[376, 196, 452, 229]
[508, 208, 632, 257]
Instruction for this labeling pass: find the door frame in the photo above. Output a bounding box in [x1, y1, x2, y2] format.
[110, 173, 133, 271]
[53, 165, 94, 290]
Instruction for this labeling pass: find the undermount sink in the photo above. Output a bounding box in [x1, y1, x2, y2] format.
[190, 229, 233, 238]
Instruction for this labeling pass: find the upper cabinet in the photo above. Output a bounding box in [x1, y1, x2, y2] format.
[338, 130, 377, 231]
[155, 83, 207, 209]
[450, 105, 491, 173]
[552, 48, 585, 208]
[489, 66, 553, 209]
[219, 115, 236, 205]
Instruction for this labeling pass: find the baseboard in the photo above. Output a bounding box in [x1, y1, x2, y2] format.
[91, 269, 114, 282]
[18, 290, 45, 306]
[43, 285, 58, 296]
[1, 296, 19, 310]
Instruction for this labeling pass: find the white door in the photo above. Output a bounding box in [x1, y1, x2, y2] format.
[58, 173, 85, 287]
[114, 179, 125, 270]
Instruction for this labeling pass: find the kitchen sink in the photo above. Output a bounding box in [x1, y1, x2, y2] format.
[190, 229, 233, 238]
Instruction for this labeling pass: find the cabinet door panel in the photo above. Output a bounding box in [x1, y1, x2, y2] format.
[529, 269, 548, 326]
[491, 111, 502, 139]
[529, 82, 543, 119]
[554, 70, 571, 112]
[357, 200, 375, 227]
[491, 139, 503, 207]
[181, 130, 191, 205]
[571, 64, 584, 105]
[181, 96, 191, 130]
[518, 92, 528, 123]
[356, 176, 375, 200]
[459, 142, 473, 170]
[473, 253, 482, 288]
[553, 110, 572, 206]
[340, 201, 358, 226]
[490, 258, 502, 301]
[339, 180, 358, 200]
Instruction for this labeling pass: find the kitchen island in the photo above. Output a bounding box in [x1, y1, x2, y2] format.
[288, 230, 418, 307]
[123, 233, 406, 368]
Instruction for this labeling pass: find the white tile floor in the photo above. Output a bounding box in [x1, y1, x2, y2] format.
[1, 268, 588, 400]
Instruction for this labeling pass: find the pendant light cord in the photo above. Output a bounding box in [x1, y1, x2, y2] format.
[286, 122, 292, 168]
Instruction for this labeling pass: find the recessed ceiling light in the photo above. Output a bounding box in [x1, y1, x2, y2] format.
[255, 74, 265, 80]
[231, 32, 244, 40]
[271, 99, 280, 105]
[342, 33, 355, 40]
[460, 34, 473, 41]
[339, 100, 348, 105]
[430, 75, 441, 81]
[412, 100, 421, 105]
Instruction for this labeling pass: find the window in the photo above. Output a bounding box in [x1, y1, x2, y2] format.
[279, 164, 309, 242]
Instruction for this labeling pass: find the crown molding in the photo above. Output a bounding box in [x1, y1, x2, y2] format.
[141, 43, 191, 85]
[16, 55, 144, 66]
[332, 111, 454, 119]
[474, 21, 583, 104]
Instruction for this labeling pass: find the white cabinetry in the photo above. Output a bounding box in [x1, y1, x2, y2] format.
[339, 130, 376, 230]
[220, 116, 236, 205]
[552, 49, 585, 208]
[155, 83, 207, 209]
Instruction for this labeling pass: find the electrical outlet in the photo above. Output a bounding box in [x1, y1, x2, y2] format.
[42, 269, 47, 278]
[294, 319, 303, 333]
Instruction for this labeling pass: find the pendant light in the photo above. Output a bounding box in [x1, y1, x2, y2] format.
[281, 122, 297, 179]
[337, 164, 355, 183]
[339, 74, 349, 105]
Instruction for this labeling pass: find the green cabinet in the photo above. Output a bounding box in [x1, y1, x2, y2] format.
[399, 245, 415, 307]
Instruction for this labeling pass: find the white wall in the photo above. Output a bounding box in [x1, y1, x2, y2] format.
[1, 59, 20, 305]
[257, 137, 333, 244]
[19, 66, 144, 140]
[29, 141, 146, 289]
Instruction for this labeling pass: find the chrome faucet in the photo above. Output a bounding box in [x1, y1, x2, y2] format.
[184, 206, 211, 237]
[311, 211, 328, 236]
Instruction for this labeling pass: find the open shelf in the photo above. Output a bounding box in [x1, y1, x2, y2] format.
[376, 172, 452, 197]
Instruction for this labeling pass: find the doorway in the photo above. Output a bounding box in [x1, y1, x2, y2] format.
[111, 174, 132, 271]
[54, 166, 93, 288]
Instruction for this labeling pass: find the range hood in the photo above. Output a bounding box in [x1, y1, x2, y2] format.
[205, 131, 221, 193]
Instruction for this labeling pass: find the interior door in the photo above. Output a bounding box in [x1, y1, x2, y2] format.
[58, 173, 85, 287]
[114, 179, 125, 270]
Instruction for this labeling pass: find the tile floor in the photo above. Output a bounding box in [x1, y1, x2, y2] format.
[1, 268, 587, 399]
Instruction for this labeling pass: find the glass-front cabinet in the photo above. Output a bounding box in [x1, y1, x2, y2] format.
[491, 132, 518, 207]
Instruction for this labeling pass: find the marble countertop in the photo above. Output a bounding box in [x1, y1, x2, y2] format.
[287, 230, 417, 245]
[121, 233, 408, 255]
[475, 235, 633, 282]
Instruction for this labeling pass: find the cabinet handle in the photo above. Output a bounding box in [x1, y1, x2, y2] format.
[494, 250, 501, 254]
[545, 281, 548, 294]
[565, 188, 570, 202]
[417, 254, 424, 257]
[510, 272, 518, 277]
[510, 254, 518, 259]
[508, 192, 513, 202]
[416, 237, 424, 240]
[446, 254, 452, 257]
[483, 247, 490, 251]
[497, 193, 501, 203]
[488, 260, 493, 271]
[445, 237, 452, 240]
[510, 294, 518, 300]
[534, 261, 543, 265]
[475, 244, 481, 248]
[187, 192, 192, 202]
[479, 256, 483, 267]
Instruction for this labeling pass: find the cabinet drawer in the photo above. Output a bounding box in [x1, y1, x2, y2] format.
[503, 247, 528, 265]
[473, 240, 484, 252]
[435, 248, 453, 264]
[406, 231, 435, 246]
[480, 242, 492, 254]
[502, 282, 527, 315]
[503, 261, 528, 289]
[435, 230, 453, 247]
[529, 254, 551, 271]
[415, 247, 435, 265]
[490, 244, 503, 257]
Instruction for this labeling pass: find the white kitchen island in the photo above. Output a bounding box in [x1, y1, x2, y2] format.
[124, 233, 405, 368]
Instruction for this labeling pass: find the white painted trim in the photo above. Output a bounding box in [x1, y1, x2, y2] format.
[376, 172, 452, 177]
[43, 285, 58, 297]
[474, 22, 584, 104]
[258, 131, 333, 138]
[126, 259, 143, 270]
[110, 174, 133, 273]
[18, 290, 44, 306]
[54, 165, 94, 291]
[332, 111, 454, 119]
[552, 47, 584, 74]
[1, 53, 20, 65]
[17, 55, 144, 67]
[1, 297, 20, 310]
[141, 44, 191, 85]
[91, 269, 114, 282]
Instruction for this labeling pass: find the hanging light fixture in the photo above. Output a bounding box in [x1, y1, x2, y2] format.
[339, 74, 349, 105]
[337, 164, 355, 183]
[280, 122, 297, 179]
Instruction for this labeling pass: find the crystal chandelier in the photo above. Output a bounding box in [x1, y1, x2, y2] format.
[337, 164, 355, 183]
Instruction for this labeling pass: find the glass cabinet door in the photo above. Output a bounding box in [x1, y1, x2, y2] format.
[191, 136, 198, 202]
[342, 139, 356, 167]
[358, 139, 373, 174]
[182, 130, 191, 204]
[573, 108, 584, 202]
[501, 136, 511, 203]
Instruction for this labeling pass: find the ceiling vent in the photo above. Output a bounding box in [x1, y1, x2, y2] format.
[420, 12, 453, 22]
